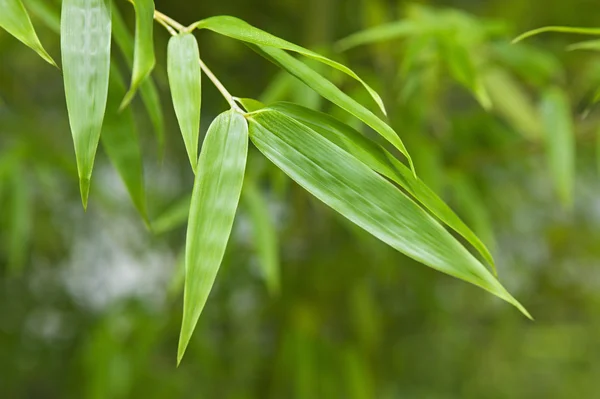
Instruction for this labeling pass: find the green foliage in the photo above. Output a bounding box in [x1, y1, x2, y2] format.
[7, 0, 598, 377]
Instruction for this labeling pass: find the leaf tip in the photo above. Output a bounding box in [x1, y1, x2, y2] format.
[79, 176, 91, 210]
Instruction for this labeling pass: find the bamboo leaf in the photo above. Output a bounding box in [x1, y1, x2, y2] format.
[190, 15, 387, 115]
[335, 20, 419, 52]
[567, 38, 600, 51]
[270, 102, 496, 273]
[248, 109, 529, 317]
[236, 97, 266, 113]
[513, 26, 600, 43]
[0, 0, 57, 66]
[178, 110, 249, 364]
[102, 65, 148, 223]
[484, 68, 541, 140]
[249, 44, 415, 173]
[61, 0, 112, 208]
[120, 0, 155, 109]
[167, 33, 201, 172]
[540, 87, 575, 208]
[243, 177, 280, 295]
[112, 3, 164, 152]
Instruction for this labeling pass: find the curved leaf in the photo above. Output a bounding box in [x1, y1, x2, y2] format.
[190, 15, 386, 115]
[249, 44, 415, 173]
[152, 194, 191, 234]
[269, 102, 496, 273]
[567, 38, 600, 51]
[513, 26, 600, 43]
[120, 0, 155, 109]
[167, 33, 201, 172]
[61, 0, 112, 208]
[179, 110, 249, 364]
[248, 109, 529, 317]
[112, 4, 164, 151]
[0, 0, 57, 66]
[540, 87, 575, 208]
[102, 65, 148, 223]
[335, 20, 419, 52]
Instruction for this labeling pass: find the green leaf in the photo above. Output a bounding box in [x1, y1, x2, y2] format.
[23, 0, 60, 34]
[0, 0, 57, 66]
[249, 45, 415, 173]
[243, 177, 280, 295]
[236, 97, 265, 113]
[248, 109, 529, 317]
[152, 194, 191, 234]
[540, 87, 575, 208]
[440, 38, 491, 109]
[335, 20, 419, 52]
[102, 65, 148, 224]
[513, 26, 600, 43]
[178, 110, 249, 364]
[483, 68, 541, 140]
[567, 38, 600, 51]
[167, 33, 201, 172]
[120, 0, 155, 109]
[112, 3, 164, 152]
[190, 15, 387, 115]
[270, 102, 495, 273]
[61, 0, 112, 208]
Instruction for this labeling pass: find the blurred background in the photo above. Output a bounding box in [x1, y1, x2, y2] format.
[2, 0, 600, 397]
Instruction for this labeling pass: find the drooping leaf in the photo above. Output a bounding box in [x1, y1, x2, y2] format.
[190, 15, 387, 115]
[179, 110, 249, 364]
[567, 38, 600, 51]
[540, 87, 575, 208]
[112, 3, 164, 152]
[0, 0, 57, 66]
[120, 0, 155, 109]
[152, 194, 191, 234]
[269, 102, 495, 272]
[243, 177, 280, 295]
[335, 20, 419, 52]
[167, 33, 202, 172]
[484, 68, 541, 140]
[102, 65, 148, 223]
[248, 109, 529, 316]
[249, 44, 415, 173]
[440, 37, 491, 109]
[513, 26, 600, 44]
[23, 0, 60, 33]
[236, 97, 265, 112]
[61, 0, 112, 208]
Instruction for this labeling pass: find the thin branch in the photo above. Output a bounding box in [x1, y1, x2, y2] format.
[154, 10, 186, 32]
[199, 59, 242, 111]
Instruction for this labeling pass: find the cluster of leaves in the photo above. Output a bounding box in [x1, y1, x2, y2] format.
[0, 0, 533, 363]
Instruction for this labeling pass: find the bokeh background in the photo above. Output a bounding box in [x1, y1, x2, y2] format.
[2, 0, 600, 397]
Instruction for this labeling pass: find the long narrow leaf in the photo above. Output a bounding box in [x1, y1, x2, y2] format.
[243, 177, 280, 295]
[249, 44, 414, 173]
[61, 0, 112, 208]
[335, 20, 419, 52]
[112, 4, 164, 151]
[248, 109, 529, 317]
[190, 15, 386, 115]
[540, 87, 575, 208]
[0, 0, 57, 66]
[179, 110, 249, 364]
[513, 26, 600, 43]
[120, 0, 155, 109]
[102, 65, 148, 223]
[567, 39, 600, 51]
[270, 102, 495, 272]
[167, 33, 201, 172]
